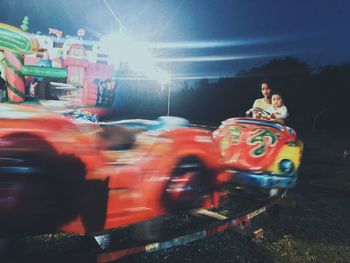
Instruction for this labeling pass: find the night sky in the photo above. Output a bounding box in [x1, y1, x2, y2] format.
[1, 0, 350, 79]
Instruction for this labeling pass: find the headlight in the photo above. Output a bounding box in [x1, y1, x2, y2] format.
[287, 141, 297, 147]
[279, 159, 294, 175]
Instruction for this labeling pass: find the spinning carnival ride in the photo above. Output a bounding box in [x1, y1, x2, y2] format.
[0, 21, 304, 262]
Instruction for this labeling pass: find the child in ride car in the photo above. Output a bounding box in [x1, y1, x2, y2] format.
[267, 93, 288, 121]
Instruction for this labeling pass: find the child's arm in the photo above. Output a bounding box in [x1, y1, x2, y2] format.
[277, 106, 288, 119]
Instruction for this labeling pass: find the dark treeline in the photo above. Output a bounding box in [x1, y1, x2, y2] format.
[113, 57, 350, 132]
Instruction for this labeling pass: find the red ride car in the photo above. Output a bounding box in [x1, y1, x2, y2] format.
[213, 108, 303, 196]
[0, 104, 229, 236]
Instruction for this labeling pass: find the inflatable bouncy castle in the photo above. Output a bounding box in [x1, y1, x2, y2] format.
[0, 21, 116, 115]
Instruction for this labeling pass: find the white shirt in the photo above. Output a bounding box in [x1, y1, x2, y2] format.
[267, 105, 288, 119]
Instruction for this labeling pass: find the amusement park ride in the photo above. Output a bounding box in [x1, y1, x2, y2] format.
[0, 21, 303, 262]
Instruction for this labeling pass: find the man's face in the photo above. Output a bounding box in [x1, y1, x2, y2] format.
[261, 84, 271, 98]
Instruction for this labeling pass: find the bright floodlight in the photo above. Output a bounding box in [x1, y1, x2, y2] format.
[101, 31, 156, 74]
[101, 31, 172, 84]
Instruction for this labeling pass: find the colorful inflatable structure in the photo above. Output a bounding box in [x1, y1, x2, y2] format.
[0, 22, 116, 115]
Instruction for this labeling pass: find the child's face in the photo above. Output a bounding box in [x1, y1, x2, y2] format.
[272, 94, 283, 108]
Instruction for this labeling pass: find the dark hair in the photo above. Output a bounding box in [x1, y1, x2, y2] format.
[260, 82, 270, 87]
[260, 79, 272, 86]
[271, 92, 284, 102]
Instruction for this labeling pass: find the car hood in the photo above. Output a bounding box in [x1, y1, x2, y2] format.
[213, 118, 297, 172]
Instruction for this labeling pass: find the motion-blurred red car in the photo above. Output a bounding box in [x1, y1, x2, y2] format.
[0, 104, 228, 236]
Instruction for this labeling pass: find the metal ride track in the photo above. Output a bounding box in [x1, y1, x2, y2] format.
[0, 177, 292, 262]
[92, 189, 291, 263]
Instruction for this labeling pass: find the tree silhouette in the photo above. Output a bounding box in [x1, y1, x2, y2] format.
[111, 57, 349, 132]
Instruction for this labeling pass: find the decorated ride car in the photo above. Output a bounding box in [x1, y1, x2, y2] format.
[213, 107, 303, 196]
[0, 104, 229, 236]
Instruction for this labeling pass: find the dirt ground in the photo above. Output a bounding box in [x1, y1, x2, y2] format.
[1, 132, 350, 263]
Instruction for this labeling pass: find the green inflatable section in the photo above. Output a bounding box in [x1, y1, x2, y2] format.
[21, 65, 67, 78]
[0, 24, 32, 54]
